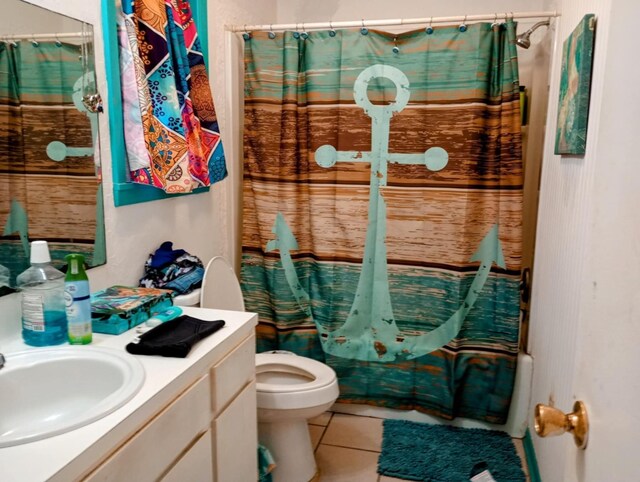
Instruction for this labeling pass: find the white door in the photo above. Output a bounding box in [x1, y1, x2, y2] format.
[529, 1, 640, 481]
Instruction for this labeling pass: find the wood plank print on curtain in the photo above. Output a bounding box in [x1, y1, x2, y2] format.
[242, 21, 523, 423]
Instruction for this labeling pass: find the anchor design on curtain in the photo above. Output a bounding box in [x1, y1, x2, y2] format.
[267, 65, 506, 362]
[46, 72, 97, 162]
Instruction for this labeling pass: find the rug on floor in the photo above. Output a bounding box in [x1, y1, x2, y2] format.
[378, 419, 526, 482]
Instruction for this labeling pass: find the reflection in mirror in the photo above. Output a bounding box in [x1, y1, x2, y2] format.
[0, 0, 105, 296]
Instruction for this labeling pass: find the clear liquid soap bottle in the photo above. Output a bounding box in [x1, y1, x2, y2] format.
[17, 241, 68, 346]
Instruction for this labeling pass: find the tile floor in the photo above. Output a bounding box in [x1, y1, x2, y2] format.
[306, 411, 530, 482]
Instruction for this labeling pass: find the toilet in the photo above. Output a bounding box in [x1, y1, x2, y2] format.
[199, 257, 340, 482]
[256, 352, 339, 482]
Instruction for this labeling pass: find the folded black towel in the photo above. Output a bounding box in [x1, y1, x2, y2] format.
[126, 315, 225, 358]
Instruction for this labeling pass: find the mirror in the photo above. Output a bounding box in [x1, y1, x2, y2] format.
[0, 0, 105, 296]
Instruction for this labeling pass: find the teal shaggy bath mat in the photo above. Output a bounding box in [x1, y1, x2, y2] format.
[378, 419, 526, 482]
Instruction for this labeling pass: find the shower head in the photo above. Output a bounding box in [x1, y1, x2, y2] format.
[516, 20, 551, 49]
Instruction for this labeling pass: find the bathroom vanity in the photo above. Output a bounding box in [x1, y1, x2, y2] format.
[0, 307, 258, 482]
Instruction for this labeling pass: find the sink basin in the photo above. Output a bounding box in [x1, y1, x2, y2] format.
[0, 346, 145, 447]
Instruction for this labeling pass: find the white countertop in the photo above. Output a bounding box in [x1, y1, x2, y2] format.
[0, 307, 258, 482]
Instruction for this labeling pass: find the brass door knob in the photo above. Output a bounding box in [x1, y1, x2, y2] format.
[534, 401, 589, 449]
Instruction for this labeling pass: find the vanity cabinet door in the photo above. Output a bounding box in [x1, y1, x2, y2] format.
[212, 380, 257, 482]
[162, 429, 213, 482]
[85, 375, 211, 482]
[211, 334, 255, 416]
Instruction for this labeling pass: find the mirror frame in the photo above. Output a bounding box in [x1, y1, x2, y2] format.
[101, 0, 210, 207]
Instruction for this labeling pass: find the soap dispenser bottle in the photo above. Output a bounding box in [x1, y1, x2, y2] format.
[64, 253, 92, 344]
[16, 240, 68, 346]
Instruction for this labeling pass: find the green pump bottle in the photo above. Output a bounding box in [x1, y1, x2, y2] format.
[64, 254, 92, 344]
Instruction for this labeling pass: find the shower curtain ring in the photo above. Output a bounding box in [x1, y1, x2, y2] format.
[268, 24, 276, 39]
[510, 12, 515, 22]
[361, 19, 368, 35]
[301, 23, 309, 39]
[30, 35, 39, 47]
[491, 13, 499, 29]
[242, 25, 251, 41]
[425, 17, 434, 35]
[54, 33, 62, 47]
[459, 15, 468, 32]
[293, 23, 300, 39]
[329, 20, 336, 37]
[392, 36, 400, 54]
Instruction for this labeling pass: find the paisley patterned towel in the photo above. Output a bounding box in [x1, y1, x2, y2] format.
[118, 0, 226, 193]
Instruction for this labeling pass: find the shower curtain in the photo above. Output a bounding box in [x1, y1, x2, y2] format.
[242, 21, 523, 423]
[0, 41, 102, 285]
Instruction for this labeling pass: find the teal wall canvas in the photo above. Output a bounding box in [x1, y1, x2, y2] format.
[555, 14, 596, 155]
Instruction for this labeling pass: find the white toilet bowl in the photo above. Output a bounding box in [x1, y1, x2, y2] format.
[256, 352, 339, 482]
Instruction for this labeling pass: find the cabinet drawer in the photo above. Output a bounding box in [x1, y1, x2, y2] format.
[212, 380, 257, 482]
[161, 429, 213, 482]
[211, 334, 255, 415]
[85, 375, 211, 482]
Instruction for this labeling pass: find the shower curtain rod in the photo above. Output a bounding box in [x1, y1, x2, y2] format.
[3, 32, 89, 41]
[227, 10, 560, 32]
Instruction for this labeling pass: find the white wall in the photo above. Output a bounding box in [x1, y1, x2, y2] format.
[276, 0, 547, 23]
[0, 0, 82, 36]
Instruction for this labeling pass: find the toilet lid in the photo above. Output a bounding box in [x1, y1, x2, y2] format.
[255, 353, 337, 394]
[200, 257, 245, 311]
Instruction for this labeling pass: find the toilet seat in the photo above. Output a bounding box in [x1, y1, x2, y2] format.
[256, 353, 339, 411]
[256, 353, 336, 393]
